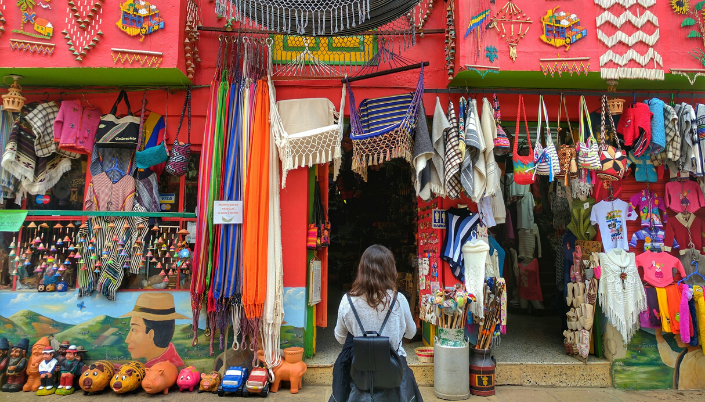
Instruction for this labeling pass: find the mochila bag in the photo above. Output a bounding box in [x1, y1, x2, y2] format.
[597, 95, 628, 182]
[534, 95, 560, 181]
[492, 94, 510, 155]
[166, 87, 192, 177]
[314, 182, 330, 249]
[577, 95, 601, 170]
[512, 95, 536, 185]
[556, 93, 578, 185]
[95, 90, 141, 149]
[135, 90, 169, 169]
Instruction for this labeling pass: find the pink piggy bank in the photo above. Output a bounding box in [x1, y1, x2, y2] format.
[177, 366, 201, 392]
[141, 361, 178, 395]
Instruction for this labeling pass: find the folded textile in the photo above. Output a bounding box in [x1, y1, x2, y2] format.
[444, 101, 462, 199]
[429, 97, 448, 197]
[413, 103, 434, 201]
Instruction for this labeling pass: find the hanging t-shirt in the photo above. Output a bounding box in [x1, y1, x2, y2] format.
[629, 190, 668, 228]
[665, 180, 705, 213]
[635, 250, 687, 288]
[590, 199, 638, 252]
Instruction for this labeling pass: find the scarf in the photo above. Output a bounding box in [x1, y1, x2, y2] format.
[461, 100, 482, 199]
[646, 98, 665, 155]
[2, 104, 37, 192]
[462, 239, 490, 319]
[656, 286, 672, 332]
[598, 249, 647, 345]
[680, 284, 694, 344]
[0, 107, 16, 200]
[480, 97, 500, 197]
[413, 103, 434, 201]
[693, 286, 705, 353]
[444, 101, 462, 199]
[469, 99, 487, 202]
[429, 97, 448, 197]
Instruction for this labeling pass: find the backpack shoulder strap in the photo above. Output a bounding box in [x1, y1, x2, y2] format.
[378, 291, 398, 335]
[346, 294, 367, 334]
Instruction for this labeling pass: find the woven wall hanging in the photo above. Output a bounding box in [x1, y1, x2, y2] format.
[10, 38, 55, 55]
[489, 0, 532, 62]
[540, 56, 590, 77]
[111, 48, 163, 67]
[62, 0, 106, 62]
[670, 68, 705, 85]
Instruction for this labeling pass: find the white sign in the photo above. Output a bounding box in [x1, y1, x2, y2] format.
[213, 201, 243, 224]
[186, 222, 197, 243]
[432, 209, 446, 229]
[309, 260, 322, 306]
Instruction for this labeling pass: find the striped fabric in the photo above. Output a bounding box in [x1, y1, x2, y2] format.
[444, 102, 462, 199]
[441, 208, 482, 282]
[354, 93, 414, 140]
[84, 172, 135, 212]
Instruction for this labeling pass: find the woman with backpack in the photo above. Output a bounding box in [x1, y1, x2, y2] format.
[331, 244, 424, 402]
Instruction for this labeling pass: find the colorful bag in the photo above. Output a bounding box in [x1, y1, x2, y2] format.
[512, 95, 536, 185]
[165, 87, 192, 177]
[577, 96, 601, 170]
[308, 182, 330, 249]
[95, 90, 141, 149]
[534, 95, 560, 181]
[134, 90, 169, 169]
[556, 93, 578, 184]
[492, 94, 510, 155]
[597, 95, 627, 182]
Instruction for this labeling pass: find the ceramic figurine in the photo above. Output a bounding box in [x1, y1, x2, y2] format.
[2, 338, 28, 392]
[197, 371, 221, 393]
[0, 338, 9, 387]
[36, 346, 58, 395]
[257, 347, 307, 394]
[23, 336, 50, 392]
[79, 360, 114, 394]
[55, 346, 82, 395]
[110, 361, 146, 394]
[141, 361, 178, 394]
[176, 366, 200, 392]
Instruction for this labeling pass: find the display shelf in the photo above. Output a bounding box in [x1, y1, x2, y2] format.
[25, 211, 197, 218]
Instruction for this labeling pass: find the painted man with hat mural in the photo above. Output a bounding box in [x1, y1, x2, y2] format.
[2, 338, 29, 392]
[122, 293, 188, 369]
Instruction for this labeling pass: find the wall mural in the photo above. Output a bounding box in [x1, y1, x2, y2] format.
[0, 288, 305, 374]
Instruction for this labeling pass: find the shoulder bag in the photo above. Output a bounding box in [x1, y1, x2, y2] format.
[95, 90, 141, 149]
[534, 95, 560, 181]
[597, 95, 628, 182]
[556, 93, 578, 185]
[165, 87, 192, 177]
[135, 90, 169, 169]
[492, 94, 510, 155]
[577, 95, 601, 170]
[348, 292, 405, 393]
[512, 95, 536, 185]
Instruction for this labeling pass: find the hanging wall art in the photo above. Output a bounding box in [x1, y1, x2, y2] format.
[13, 0, 54, 40]
[464, 7, 490, 61]
[445, 0, 457, 80]
[116, 0, 165, 41]
[671, 0, 705, 67]
[0, 0, 6, 36]
[540, 55, 590, 77]
[111, 48, 163, 67]
[184, 0, 200, 80]
[10, 38, 55, 55]
[488, 0, 532, 62]
[540, 7, 587, 50]
[62, 0, 105, 62]
[594, 0, 664, 80]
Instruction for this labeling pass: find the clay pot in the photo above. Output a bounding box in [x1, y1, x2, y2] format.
[283, 347, 303, 364]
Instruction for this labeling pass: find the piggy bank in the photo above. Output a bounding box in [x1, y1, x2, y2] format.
[142, 361, 178, 395]
[177, 366, 200, 392]
[198, 371, 221, 393]
[80, 360, 115, 394]
[110, 361, 146, 394]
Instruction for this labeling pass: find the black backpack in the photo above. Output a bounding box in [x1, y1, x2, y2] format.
[347, 292, 404, 393]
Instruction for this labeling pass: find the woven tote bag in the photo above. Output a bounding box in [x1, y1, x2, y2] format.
[512, 95, 536, 185]
[165, 88, 192, 177]
[597, 95, 627, 182]
[534, 95, 560, 181]
[577, 96, 601, 170]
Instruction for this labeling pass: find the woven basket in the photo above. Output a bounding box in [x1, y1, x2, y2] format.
[608, 98, 624, 115]
[415, 347, 434, 363]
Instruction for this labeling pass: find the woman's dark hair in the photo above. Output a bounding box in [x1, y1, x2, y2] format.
[349, 245, 397, 310]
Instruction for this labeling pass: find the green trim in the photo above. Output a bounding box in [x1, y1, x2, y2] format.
[281, 36, 322, 52]
[26, 210, 196, 218]
[11, 29, 51, 40]
[0, 68, 191, 87]
[304, 167, 316, 359]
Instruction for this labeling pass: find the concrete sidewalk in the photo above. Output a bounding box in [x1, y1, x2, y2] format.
[2, 386, 703, 402]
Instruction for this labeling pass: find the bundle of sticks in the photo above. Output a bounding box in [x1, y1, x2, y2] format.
[434, 284, 469, 329]
[476, 280, 505, 349]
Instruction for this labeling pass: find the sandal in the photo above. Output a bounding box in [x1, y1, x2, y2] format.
[563, 330, 574, 355]
[575, 282, 586, 306]
[567, 308, 579, 330]
[581, 303, 594, 331]
[566, 282, 575, 307]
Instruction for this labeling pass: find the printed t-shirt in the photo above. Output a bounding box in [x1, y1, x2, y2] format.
[590, 199, 637, 252]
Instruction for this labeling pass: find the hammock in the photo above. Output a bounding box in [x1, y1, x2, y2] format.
[269, 77, 345, 188]
[347, 65, 424, 180]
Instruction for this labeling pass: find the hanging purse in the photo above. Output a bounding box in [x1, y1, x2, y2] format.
[95, 90, 141, 149]
[492, 94, 510, 155]
[512, 95, 536, 185]
[166, 87, 192, 177]
[308, 183, 323, 250]
[597, 95, 628, 182]
[135, 90, 169, 169]
[556, 93, 578, 185]
[316, 183, 330, 248]
[534, 95, 560, 181]
[577, 95, 601, 170]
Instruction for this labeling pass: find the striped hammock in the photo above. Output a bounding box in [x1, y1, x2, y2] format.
[347, 66, 424, 180]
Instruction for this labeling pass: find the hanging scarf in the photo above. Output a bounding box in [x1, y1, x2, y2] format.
[0, 107, 17, 199]
[443, 101, 462, 199]
[429, 97, 448, 197]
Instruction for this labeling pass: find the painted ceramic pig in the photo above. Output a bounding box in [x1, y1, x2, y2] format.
[177, 366, 200, 392]
[110, 361, 146, 394]
[79, 360, 115, 394]
[141, 361, 178, 395]
[198, 371, 221, 393]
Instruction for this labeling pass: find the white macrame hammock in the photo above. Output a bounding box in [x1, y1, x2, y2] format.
[268, 76, 345, 188]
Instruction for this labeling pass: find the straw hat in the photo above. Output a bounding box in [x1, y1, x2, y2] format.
[120, 293, 188, 321]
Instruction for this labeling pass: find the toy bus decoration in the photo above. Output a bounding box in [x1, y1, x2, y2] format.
[539, 7, 587, 50]
[117, 0, 165, 41]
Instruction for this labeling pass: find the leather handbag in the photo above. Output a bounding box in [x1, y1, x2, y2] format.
[166, 87, 192, 177]
[577, 96, 601, 170]
[512, 95, 536, 185]
[95, 90, 141, 149]
[534, 95, 560, 181]
[348, 292, 405, 392]
[597, 95, 627, 182]
[135, 90, 168, 169]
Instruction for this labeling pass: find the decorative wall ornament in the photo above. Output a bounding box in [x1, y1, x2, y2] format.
[670, 68, 705, 84]
[540, 55, 590, 77]
[671, 0, 690, 13]
[672, 1, 705, 67]
[464, 64, 500, 79]
[595, 0, 663, 80]
[488, 0, 532, 62]
[111, 48, 163, 67]
[445, 0, 457, 80]
[62, 0, 106, 62]
[13, 0, 54, 40]
[485, 45, 498, 62]
[414, 0, 435, 37]
[184, 0, 201, 80]
[116, 0, 165, 41]
[465, 5, 491, 61]
[539, 7, 587, 50]
[10, 38, 55, 55]
[0, 0, 6, 36]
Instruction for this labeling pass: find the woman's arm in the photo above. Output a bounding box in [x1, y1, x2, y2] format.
[400, 294, 417, 339]
[334, 296, 350, 345]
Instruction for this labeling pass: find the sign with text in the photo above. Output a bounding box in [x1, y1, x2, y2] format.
[0, 210, 28, 232]
[213, 201, 243, 224]
[432, 209, 446, 229]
